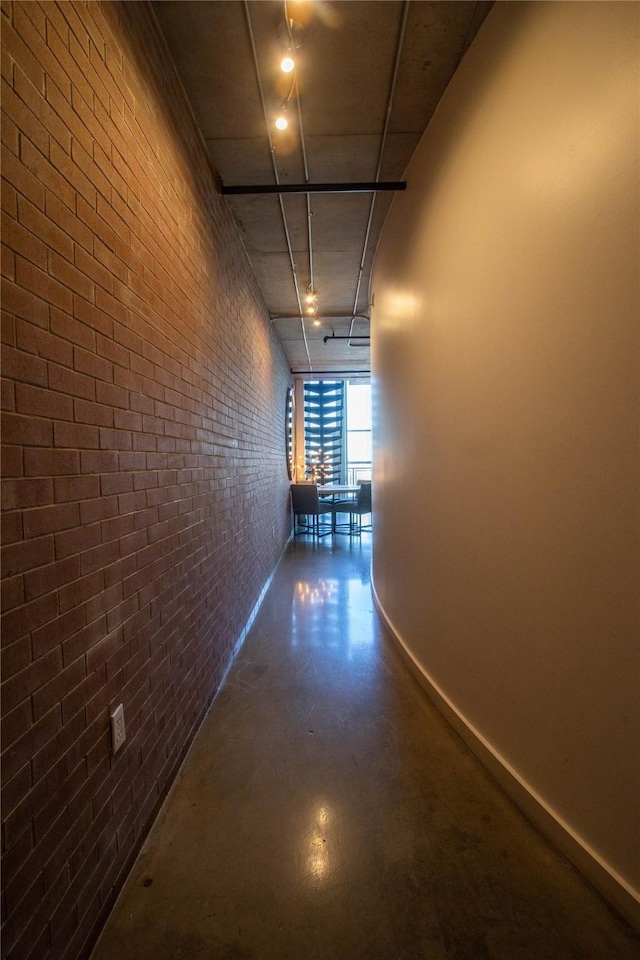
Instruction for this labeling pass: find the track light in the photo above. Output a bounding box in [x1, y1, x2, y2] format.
[275, 105, 288, 130]
[281, 55, 295, 73]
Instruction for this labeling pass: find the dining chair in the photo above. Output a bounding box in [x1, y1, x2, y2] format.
[331, 481, 372, 535]
[290, 483, 332, 537]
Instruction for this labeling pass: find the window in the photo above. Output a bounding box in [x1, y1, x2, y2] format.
[302, 380, 371, 485]
[346, 382, 371, 484]
[303, 381, 344, 484]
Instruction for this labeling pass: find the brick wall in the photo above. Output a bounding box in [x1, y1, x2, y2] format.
[1, 3, 292, 958]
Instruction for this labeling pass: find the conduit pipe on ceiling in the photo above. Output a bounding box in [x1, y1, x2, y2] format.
[243, 0, 313, 372]
[295, 80, 315, 298]
[349, 0, 410, 341]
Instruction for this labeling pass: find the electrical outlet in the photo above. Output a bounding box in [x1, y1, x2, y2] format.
[110, 703, 126, 754]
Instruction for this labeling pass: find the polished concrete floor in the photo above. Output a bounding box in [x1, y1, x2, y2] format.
[92, 534, 639, 960]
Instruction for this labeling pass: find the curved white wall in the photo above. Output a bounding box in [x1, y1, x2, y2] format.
[371, 1, 639, 918]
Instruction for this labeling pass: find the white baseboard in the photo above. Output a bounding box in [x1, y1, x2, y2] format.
[371, 575, 640, 933]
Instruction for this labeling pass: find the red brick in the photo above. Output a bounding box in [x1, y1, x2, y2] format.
[49, 138, 96, 208]
[2, 204, 48, 267]
[71, 137, 112, 203]
[2, 477, 53, 511]
[73, 344, 112, 383]
[99, 472, 133, 497]
[31, 710, 86, 783]
[31, 656, 86, 721]
[18, 195, 74, 263]
[23, 448, 80, 477]
[14, 62, 72, 155]
[23, 501, 80, 539]
[1, 142, 45, 211]
[1, 647, 62, 714]
[76, 194, 118, 252]
[2, 444, 25, 477]
[15, 255, 73, 313]
[1, 412, 52, 446]
[96, 380, 128, 409]
[94, 285, 128, 325]
[50, 307, 96, 351]
[49, 362, 96, 400]
[2, 534, 54, 577]
[1, 824, 35, 892]
[1, 102, 19, 151]
[20, 137, 75, 211]
[100, 514, 134, 544]
[1, 762, 33, 827]
[114, 408, 142, 432]
[0, 576, 25, 613]
[79, 449, 119, 474]
[80, 540, 119, 576]
[98, 427, 131, 451]
[49, 250, 95, 301]
[3, 244, 16, 282]
[16, 318, 74, 366]
[93, 238, 127, 286]
[2, 309, 16, 346]
[53, 420, 100, 450]
[1, 592, 58, 645]
[1, 345, 48, 385]
[53, 522, 101, 562]
[72, 294, 114, 338]
[1, 376, 16, 412]
[24, 554, 80, 601]
[60, 665, 106, 725]
[75, 244, 114, 295]
[45, 189, 93, 251]
[1, 635, 31, 680]
[2, 509, 23, 544]
[85, 626, 125, 674]
[15, 382, 72, 421]
[30, 606, 85, 663]
[61, 615, 106, 668]
[73, 398, 113, 427]
[54, 475, 100, 503]
[47, 66, 92, 156]
[1, 277, 49, 327]
[1, 18, 45, 94]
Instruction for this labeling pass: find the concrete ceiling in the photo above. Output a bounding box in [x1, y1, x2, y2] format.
[152, 0, 493, 379]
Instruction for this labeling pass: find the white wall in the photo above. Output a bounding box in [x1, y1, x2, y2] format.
[371, 0, 639, 918]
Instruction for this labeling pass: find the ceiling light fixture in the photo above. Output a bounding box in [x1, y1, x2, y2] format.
[274, 7, 303, 132]
[305, 287, 319, 319]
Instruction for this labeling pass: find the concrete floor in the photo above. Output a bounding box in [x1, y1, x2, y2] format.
[91, 534, 639, 960]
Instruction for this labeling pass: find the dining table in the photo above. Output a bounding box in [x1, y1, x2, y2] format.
[317, 484, 360, 500]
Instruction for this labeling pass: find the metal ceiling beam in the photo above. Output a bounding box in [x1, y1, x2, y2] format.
[221, 181, 406, 195]
[323, 335, 370, 344]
